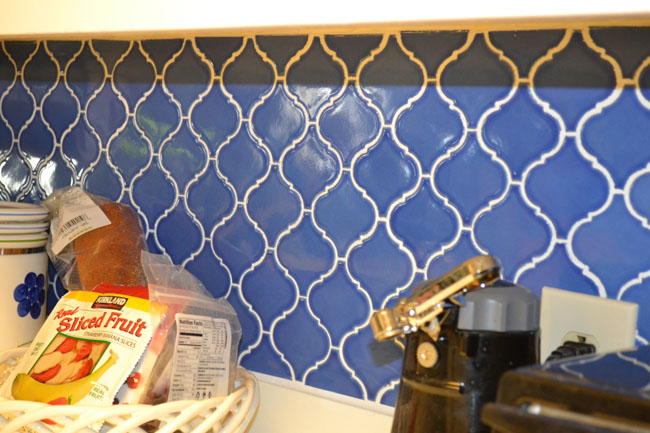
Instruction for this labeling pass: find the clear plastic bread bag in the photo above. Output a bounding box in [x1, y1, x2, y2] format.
[116, 252, 242, 405]
[42, 187, 147, 292]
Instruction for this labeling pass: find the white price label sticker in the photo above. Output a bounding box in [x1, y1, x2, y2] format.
[50, 188, 111, 254]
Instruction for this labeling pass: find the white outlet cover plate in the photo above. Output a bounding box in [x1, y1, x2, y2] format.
[540, 286, 639, 363]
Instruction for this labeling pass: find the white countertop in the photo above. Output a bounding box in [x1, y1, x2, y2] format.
[246, 373, 393, 433]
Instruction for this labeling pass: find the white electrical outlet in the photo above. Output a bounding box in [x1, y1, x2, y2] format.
[540, 286, 639, 363]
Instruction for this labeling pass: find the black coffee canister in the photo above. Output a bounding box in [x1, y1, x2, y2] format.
[391, 281, 539, 433]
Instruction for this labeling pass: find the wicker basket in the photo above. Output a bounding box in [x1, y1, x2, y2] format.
[0, 347, 259, 432]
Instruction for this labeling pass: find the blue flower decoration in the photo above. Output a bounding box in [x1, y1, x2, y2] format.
[14, 272, 45, 319]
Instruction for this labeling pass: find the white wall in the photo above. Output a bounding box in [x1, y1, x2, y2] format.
[2, 0, 649, 39]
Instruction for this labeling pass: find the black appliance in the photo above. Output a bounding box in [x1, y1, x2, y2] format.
[371, 255, 540, 433]
[482, 344, 650, 432]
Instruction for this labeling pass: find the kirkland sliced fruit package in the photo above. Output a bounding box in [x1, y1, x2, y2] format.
[0, 284, 152, 408]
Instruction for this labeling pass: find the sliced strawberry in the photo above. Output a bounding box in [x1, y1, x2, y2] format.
[31, 364, 61, 383]
[47, 396, 69, 405]
[127, 372, 141, 389]
[43, 397, 68, 425]
[55, 337, 77, 354]
[73, 341, 92, 362]
[72, 358, 93, 381]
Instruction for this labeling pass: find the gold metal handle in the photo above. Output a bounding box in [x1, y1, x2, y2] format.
[370, 255, 501, 342]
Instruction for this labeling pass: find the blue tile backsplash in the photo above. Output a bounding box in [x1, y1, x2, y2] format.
[2, 26, 650, 406]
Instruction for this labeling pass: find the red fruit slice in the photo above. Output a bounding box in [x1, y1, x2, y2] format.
[47, 396, 69, 405]
[73, 341, 92, 362]
[43, 396, 69, 425]
[127, 372, 141, 389]
[72, 358, 93, 381]
[56, 337, 77, 354]
[31, 364, 61, 383]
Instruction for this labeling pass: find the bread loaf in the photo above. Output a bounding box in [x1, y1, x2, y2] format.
[74, 202, 146, 291]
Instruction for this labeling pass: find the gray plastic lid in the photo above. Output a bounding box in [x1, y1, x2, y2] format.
[457, 281, 539, 332]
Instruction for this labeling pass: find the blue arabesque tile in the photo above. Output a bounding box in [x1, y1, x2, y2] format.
[141, 39, 184, 72]
[435, 134, 507, 225]
[213, 206, 265, 284]
[2, 80, 34, 133]
[4, 42, 37, 74]
[286, 38, 344, 119]
[305, 350, 364, 399]
[83, 153, 122, 200]
[517, 244, 600, 298]
[0, 151, 30, 199]
[355, 129, 417, 215]
[310, 262, 370, 347]
[185, 243, 231, 298]
[218, 124, 268, 199]
[222, 39, 274, 117]
[320, 86, 380, 166]
[425, 232, 483, 279]
[86, 82, 127, 144]
[156, 198, 203, 264]
[348, 223, 413, 310]
[247, 166, 300, 244]
[439, 33, 513, 126]
[274, 299, 329, 380]
[395, 84, 464, 171]
[164, 42, 211, 115]
[131, 157, 175, 229]
[358, 36, 422, 122]
[483, 85, 559, 180]
[251, 85, 305, 161]
[474, 186, 550, 280]
[534, 31, 616, 130]
[313, 172, 374, 254]
[38, 150, 74, 196]
[343, 325, 402, 401]
[240, 333, 291, 378]
[190, 84, 239, 155]
[91, 40, 129, 73]
[257, 35, 309, 77]
[582, 87, 650, 188]
[109, 119, 150, 184]
[4, 26, 650, 407]
[401, 31, 468, 78]
[276, 217, 335, 296]
[42, 81, 78, 143]
[66, 43, 105, 107]
[187, 161, 234, 231]
[392, 180, 458, 268]
[489, 30, 565, 78]
[46, 41, 82, 74]
[62, 121, 100, 181]
[629, 171, 650, 223]
[526, 136, 609, 238]
[23, 44, 56, 103]
[135, 84, 180, 152]
[160, 122, 207, 192]
[20, 115, 54, 170]
[283, 126, 338, 206]
[573, 197, 650, 298]
[241, 252, 296, 330]
[113, 45, 155, 109]
[324, 34, 382, 77]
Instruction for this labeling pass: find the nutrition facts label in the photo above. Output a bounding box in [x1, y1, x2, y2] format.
[169, 313, 231, 401]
